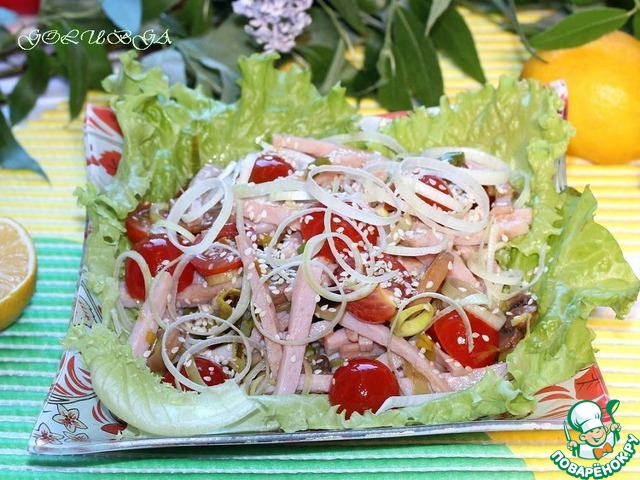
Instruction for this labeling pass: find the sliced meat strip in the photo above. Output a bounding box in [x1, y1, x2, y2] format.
[274, 262, 323, 395]
[129, 271, 173, 357]
[493, 208, 533, 239]
[236, 234, 282, 378]
[243, 199, 300, 229]
[339, 313, 450, 393]
[271, 134, 344, 157]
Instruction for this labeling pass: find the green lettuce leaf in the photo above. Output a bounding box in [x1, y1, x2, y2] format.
[253, 369, 533, 432]
[508, 187, 640, 395]
[63, 323, 258, 436]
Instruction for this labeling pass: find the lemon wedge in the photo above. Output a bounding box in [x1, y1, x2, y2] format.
[0, 217, 37, 330]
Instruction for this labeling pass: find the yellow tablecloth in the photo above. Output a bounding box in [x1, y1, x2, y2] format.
[0, 9, 638, 479]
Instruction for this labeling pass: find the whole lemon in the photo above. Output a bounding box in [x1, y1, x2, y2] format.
[522, 30, 640, 165]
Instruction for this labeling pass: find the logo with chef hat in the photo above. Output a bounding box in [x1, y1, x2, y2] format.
[566, 400, 621, 460]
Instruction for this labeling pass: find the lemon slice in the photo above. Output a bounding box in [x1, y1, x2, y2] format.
[0, 217, 37, 330]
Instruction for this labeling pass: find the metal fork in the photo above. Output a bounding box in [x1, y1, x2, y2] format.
[554, 154, 567, 193]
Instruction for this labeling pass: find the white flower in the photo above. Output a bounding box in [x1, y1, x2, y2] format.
[232, 0, 313, 53]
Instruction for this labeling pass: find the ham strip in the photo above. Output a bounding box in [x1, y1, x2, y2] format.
[272, 134, 344, 157]
[267, 374, 332, 394]
[129, 271, 172, 357]
[176, 277, 240, 308]
[236, 234, 282, 378]
[339, 313, 450, 393]
[274, 262, 323, 394]
[447, 251, 479, 288]
[493, 208, 533, 239]
[432, 343, 468, 377]
[441, 362, 508, 391]
[243, 199, 300, 229]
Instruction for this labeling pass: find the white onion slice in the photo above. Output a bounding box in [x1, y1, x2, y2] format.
[234, 179, 307, 199]
[322, 131, 407, 155]
[269, 190, 314, 202]
[166, 179, 234, 256]
[465, 304, 507, 331]
[421, 146, 510, 185]
[155, 218, 197, 244]
[383, 239, 447, 257]
[306, 165, 401, 226]
[393, 156, 490, 236]
[467, 255, 523, 286]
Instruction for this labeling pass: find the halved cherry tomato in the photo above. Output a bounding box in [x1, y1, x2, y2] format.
[418, 175, 452, 212]
[125, 202, 155, 244]
[248, 153, 293, 184]
[162, 356, 227, 391]
[124, 233, 195, 301]
[345, 254, 410, 324]
[300, 209, 379, 262]
[430, 310, 499, 369]
[191, 248, 243, 277]
[329, 358, 399, 419]
[215, 221, 239, 241]
[189, 224, 243, 277]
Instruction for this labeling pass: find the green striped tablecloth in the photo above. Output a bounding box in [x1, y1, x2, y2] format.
[1, 9, 639, 479]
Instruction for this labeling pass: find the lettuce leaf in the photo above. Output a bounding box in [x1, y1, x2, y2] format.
[63, 323, 258, 436]
[253, 369, 533, 432]
[508, 187, 640, 395]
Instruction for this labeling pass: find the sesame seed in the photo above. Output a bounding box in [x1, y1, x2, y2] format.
[481, 334, 490, 342]
[290, 355, 297, 363]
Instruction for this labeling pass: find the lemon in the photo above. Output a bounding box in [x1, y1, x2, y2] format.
[0, 217, 37, 330]
[522, 30, 640, 165]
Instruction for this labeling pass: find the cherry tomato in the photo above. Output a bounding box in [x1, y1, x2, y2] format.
[248, 153, 293, 184]
[189, 224, 242, 277]
[300, 209, 379, 262]
[215, 221, 239, 241]
[125, 202, 155, 244]
[345, 254, 410, 324]
[431, 310, 499, 369]
[191, 247, 243, 277]
[329, 358, 400, 419]
[162, 356, 227, 391]
[418, 175, 452, 212]
[124, 233, 195, 301]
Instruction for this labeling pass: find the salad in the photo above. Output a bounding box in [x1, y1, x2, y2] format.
[68, 53, 640, 436]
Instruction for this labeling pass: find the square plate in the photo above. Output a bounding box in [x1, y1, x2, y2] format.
[28, 105, 612, 455]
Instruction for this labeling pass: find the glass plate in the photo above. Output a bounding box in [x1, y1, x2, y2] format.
[27, 105, 612, 455]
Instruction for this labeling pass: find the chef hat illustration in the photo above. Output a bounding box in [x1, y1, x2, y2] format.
[568, 400, 604, 434]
